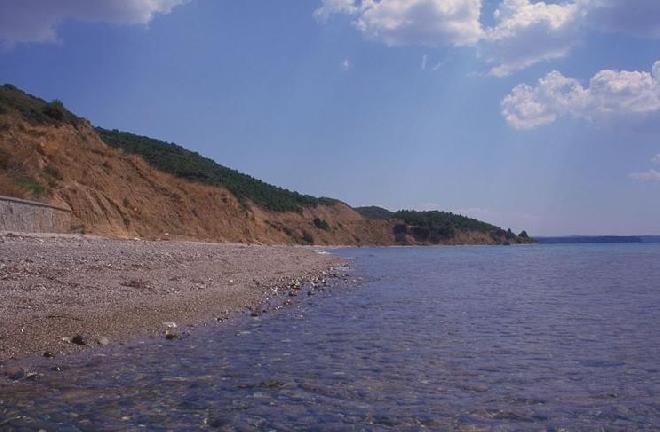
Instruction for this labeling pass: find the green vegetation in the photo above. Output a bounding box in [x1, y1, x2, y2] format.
[0, 84, 79, 125]
[18, 178, 47, 196]
[392, 210, 500, 242]
[359, 208, 532, 243]
[313, 218, 330, 231]
[301, 230, 315, 244]
[354, 206, 394, 220]
[43, 164, 63, 180]
[96, 128, 337, 212]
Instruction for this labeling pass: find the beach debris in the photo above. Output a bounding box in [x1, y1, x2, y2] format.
[43, 351, 55, 358]
[96, 336, 110, 346]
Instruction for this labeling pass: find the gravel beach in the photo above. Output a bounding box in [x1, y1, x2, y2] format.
[0, 233, 344, 361]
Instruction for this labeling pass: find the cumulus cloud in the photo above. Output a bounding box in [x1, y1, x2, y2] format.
[480, 0, 660, 76]
[314, 0, 483, 47]
[501, 60, 660, 129]
[0, 0, 187, 48]
[315, 0, 660, 76]
[629, 169, 660, 182]
[480, 0, 583, 77]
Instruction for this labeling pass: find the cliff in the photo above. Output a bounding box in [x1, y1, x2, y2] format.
[0, 84, 530, 245]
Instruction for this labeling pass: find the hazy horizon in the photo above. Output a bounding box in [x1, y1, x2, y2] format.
[1, 0, 659, 236]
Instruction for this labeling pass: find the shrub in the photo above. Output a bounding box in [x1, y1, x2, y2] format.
[19, 178, 47, 196]
[43, 164, 63, 180]
[301, 230, 314, 244]
[42, 100, 66, 121]
[313, 218, 330, 231]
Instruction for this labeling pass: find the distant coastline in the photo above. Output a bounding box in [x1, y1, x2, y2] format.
[536, 235, 660, 244]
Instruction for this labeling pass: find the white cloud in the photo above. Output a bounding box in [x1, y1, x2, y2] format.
[480, 0, 583, 77]
[314, 0, 483, 47]
[502, 60, 660, 129]
[629, 169, 660, 182]
[0, 0, 187, 48]
[314, 0, 360, 22]
[341, 58, 352, 71]
[315, 0, 660, 77]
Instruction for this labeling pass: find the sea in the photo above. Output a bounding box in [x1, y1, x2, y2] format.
[1, 244, 659, 431]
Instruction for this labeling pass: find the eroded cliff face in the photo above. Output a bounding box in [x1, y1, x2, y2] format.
[0, 114, 396, 245]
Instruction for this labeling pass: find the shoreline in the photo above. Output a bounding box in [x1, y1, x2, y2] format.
[0, 233, 347, 363]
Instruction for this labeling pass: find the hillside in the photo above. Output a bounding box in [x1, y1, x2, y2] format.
[0, 84, 531, 245]
[96, 128, 338, 212]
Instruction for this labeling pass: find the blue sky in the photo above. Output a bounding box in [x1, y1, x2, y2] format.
[1, 0, 659, 235]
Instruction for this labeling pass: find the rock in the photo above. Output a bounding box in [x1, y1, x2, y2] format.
[163, 321, 177, 329]
[97, 337, 110, 346]
[43, 351, 55, 358]
[3, 366, 26, 380]
[71, 335, 86, 346]
[165, 332, 178, 340]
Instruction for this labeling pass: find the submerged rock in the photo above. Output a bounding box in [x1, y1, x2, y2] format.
[3, 366, 26, 380]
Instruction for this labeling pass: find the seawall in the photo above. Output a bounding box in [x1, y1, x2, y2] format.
[0, 195, 71, 233]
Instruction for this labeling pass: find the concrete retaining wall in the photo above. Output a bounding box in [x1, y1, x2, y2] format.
[0, 196, 71, 233]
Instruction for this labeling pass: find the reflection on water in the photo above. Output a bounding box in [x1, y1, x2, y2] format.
[2, 244, 660, 431]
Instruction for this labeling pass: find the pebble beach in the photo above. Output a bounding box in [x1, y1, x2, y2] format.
[0, 233, 344, 362]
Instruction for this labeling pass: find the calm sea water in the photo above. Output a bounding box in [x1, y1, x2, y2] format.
[2, 244, 660, 431]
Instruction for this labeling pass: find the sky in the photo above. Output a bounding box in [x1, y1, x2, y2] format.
[0, 0, 659, 236]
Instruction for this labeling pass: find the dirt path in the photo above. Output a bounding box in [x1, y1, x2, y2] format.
[0, 233, 344, 361]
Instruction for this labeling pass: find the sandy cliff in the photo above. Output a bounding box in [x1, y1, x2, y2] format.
[0, 112, 394, 244]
